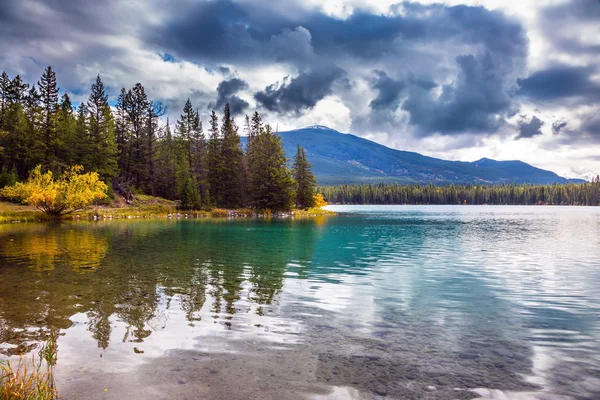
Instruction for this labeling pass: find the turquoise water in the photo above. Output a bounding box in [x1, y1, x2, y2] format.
[1, 206, 600, 399]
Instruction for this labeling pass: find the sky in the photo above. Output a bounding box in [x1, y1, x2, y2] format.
[1, 0, 599, 180]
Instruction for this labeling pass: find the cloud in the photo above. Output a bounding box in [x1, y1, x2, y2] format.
[254, 65, 346, 114]
[0, 0, 599, 178]
[552, 120, 567, 135]
[539, 0, 600, 58]
[517, 65, 600, 103]
[369, 70, 406, 112]
[401, 52, 516, 136]
[516, 115, 544, 140]
[212, 78, 249, 115]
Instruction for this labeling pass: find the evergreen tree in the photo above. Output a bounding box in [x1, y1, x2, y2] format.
[57, 93, 76, 165]
[115, 88, 131, 179]
[178, 176, 202, 210]
[219, 103, 245, 208]
[155, 119, 180, 199]
[248, 125, 294, 210]
[146, 100, 165, 196]
[176, 98, 199, 171]
[0, 71, 9, 127]
[87, 75, 118, 180]
[293, 145, 316, 209]
[74, 103, 89, 164]
[206, 110, 222, 206]
[123, 83, 149, 188]
[37, 66, 59, 168]
[176, 99, 207, 202]
[8, 75, 28, 104]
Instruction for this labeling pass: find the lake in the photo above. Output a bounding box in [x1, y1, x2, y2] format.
[1, 205, 600, 399]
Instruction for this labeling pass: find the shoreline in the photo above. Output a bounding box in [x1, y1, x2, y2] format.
[0, 201, 335, 224]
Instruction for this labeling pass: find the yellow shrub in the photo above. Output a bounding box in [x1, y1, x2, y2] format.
[0, 165, 108, 216]
[313, 193, 328, 207]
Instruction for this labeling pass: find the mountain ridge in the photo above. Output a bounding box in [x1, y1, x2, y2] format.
[246, 126, 585, 185]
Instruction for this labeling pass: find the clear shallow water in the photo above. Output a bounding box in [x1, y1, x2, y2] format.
[1, 206, 600, 399]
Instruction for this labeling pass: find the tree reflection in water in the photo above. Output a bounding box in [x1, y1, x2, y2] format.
[0, 218, 321, 354]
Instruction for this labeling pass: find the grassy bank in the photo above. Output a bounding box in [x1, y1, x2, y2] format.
[0, 196, 334, 224]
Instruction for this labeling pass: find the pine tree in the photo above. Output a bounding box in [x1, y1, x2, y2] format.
[178, 176, 202, 210]
[293, 145, 316, 209]
[57, 93, 76, 165]
[87, 75, 118, 180]
[176, 98, 198, 170]
[247, 125, 294, 210]
[114, 88, 130, 179]
[190, 114, 207, 204]
[146, 100, 165, 196]
[38, 66, 59, 168]
[206, 110, 222, 206]
[8, 75, 28, 104]
[74, 103, 89, 168]
[219, 103, 245, 208]
[155, 119, 179, 199]
[0, 71, 10, 127]
[124, 83, 149, 188]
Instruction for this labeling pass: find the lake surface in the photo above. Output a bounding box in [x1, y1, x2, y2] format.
[1, 206, 600, 399]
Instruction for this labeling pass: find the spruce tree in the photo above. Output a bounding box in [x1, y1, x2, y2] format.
[219, 103, 245, 208]
[155, 119, 180, 199]
[57, 93, 76, 165]
[206, 110, 222, 206]
[8, 75, 28, 104]
[124, 83, 149, 188]
[178, 176, 202, 210]
[87, 75, 118, 180]
[0, 71, 9, 127]
[114, 88, 130, 179]
[248, 125, 294, 210]
[74, 103, 89, 170]
[38, 66, 59, 168]
[293, 145, 316, 209]
[176, 98, 198, 170]
[146, 100, 165, 196]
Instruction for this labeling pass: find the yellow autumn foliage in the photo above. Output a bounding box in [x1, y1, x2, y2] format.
[313, 193, 328, 207]
[0, 165, 108, 215]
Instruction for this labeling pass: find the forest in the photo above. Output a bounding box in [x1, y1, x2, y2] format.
[2, 67, 598, 211]
[319, 181, 600, 206]
[0, 67, 317, 211]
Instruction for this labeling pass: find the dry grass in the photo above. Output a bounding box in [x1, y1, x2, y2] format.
[0, 332, 58, 400]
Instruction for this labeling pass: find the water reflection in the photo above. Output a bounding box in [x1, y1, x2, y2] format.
[0, 219, 321, 354]
[0, 207, 599, 399]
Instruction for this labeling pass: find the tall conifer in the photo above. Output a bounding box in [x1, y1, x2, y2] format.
[293, 145, 316, 209]
[38, 66, 59, 167]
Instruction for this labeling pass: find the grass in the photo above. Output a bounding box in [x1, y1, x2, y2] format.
[0, 332, 58, 400]
[0, 197, 335, 224]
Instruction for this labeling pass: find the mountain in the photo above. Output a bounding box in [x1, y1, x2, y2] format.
[245, 125, 584, 185]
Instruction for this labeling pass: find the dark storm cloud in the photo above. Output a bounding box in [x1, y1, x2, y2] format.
[552, 121, 568, 135]
[254, 66, 346, 114]
[370, 71, 406, 112]
[401, 53, 515, 135]
[212, 78, 249, 115]
[2, 0, 531, 139]
[517, 65, 600, 103]
[148, 1, 527, 66]
[516, 116, 544, 140]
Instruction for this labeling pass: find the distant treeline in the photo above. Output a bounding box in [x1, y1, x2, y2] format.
[0, 67, 317, 210]
[319, 180, 600, 206]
